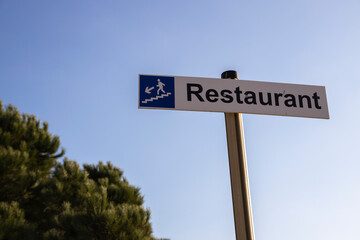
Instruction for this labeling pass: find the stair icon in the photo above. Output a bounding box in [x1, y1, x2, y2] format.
[142, 92, 172, 104]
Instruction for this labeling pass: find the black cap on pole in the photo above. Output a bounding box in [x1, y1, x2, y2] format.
[221, 70, 238, 80]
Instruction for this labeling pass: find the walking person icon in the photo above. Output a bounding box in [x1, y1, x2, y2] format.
[156, 79, 166, 95]
[139, 75, 175, 108]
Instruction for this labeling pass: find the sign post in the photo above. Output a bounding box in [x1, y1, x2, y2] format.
[222, 70, 254, 240]
[138, 72, 329, 240]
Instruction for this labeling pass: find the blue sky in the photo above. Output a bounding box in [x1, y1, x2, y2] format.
[1, 0, 360, 239]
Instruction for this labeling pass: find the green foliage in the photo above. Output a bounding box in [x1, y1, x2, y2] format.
[0, 201, 36, 240]
[0, 102, 64, 204]
[84, 162, 144, 206]
[0, 101, 159, 240]
[47, 201, 153, 240]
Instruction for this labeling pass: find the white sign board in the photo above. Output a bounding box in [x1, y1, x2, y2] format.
[139, 75, 329, 119]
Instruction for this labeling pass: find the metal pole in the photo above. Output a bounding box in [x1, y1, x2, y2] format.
[222, 70, 255, 240]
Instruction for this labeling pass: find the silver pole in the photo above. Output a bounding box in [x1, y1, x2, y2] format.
[222, 70, 255, 240]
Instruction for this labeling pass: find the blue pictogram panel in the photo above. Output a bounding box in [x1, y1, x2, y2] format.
[139, 75, 175, 109]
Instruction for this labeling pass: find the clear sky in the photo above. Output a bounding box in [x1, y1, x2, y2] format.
[1, 0, 359, 239]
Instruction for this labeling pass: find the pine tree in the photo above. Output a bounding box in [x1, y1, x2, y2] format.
[0, 102, 64, 205]
[0, 101, 159, 240]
